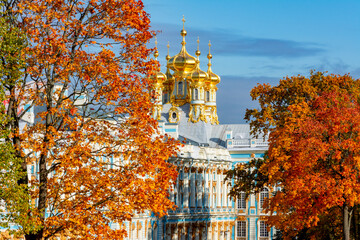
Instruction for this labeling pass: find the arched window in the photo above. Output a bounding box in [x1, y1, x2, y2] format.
[179, 170, 183, 180]
[194, 88, 199, 100]
[178, 81, 183, 95]
[260, 188, 269, 209]
[194, 180, 197, 206]
[206, 91, 210, 102]
[188, 181, 191, 206]
[163, 93, 167, 104]
[202, 192, 205, 206]
[174, 187, 177, 205]
[153, 223, 158, 240]
[179, 185, 184, 207]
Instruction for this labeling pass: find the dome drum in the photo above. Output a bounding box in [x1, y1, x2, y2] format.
[205, 102, 216, 106]
[191, 100, 205, 105]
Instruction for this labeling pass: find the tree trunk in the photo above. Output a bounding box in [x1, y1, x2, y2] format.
[355, 205, 359, 240]
[344, 204, 352, 240]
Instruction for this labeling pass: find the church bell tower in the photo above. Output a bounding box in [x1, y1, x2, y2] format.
[151, 16, 220, 125]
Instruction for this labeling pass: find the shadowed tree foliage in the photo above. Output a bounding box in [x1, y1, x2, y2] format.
[225, 157, 268, 199]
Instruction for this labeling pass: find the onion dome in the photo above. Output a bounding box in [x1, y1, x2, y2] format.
[167, 16, 197, 73]
[151, 69, 167, 83]
[206, 41, 220, 85]
[190, 37, 208, 82]
[150, 38, 167, 83]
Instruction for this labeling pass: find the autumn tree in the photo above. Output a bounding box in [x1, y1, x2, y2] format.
[0, 8, 36, 237]
[0, 0, 178, 239]
[227, 72, 360, 240]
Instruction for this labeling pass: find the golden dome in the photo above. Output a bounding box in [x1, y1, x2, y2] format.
[151, 70, 167, 83]
[167, 17, 197, 73]
[206, 41, 220, 85]
[190, 37, 208, 82]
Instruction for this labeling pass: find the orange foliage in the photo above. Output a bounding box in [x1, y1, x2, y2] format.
[3, 0, 178, 239]
[246, 73, 360, 239]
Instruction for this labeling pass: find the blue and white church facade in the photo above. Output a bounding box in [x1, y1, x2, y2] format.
[131, 19, 277, 240]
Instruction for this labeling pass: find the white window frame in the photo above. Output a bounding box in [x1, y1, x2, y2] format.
[237, 192, 246, 209]
[259, 221, 269, 237]
[260, 188, 269, 209]
[237, 221, 246, 237]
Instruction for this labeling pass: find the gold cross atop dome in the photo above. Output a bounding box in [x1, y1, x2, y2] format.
[182, 15, 185, 30]
[207, 40, 212, 61]
[166, 41, 170, 61]
[180, 15, 187, 45]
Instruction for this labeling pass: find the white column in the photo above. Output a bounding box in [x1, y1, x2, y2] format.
[207, 224, 212, 240]
[191, 169, 196, 207]
[184, 169, 189, 208]
[210, 171, 214, 208]
[217, 170, 220, 208]
[176, 172, 179, 207]
[226, 223, 231, 240]
[205, 169, 209, 208]
[249, 218, 256, 240]
[197, 178, 202, 208]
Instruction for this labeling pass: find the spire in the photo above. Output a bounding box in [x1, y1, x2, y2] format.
[150, 36, 166, 84]
[182, 15, 185, 30]
[165, 41, 172, 79]
[154, 36, 159, 60]
[207, 40, 212, 71]
[190, 36, 208, 82]
[180, 15, 187, 48]
[206, 40, 220, 85]
[195, 36, 201, 60]
[166, 41, 170, 61]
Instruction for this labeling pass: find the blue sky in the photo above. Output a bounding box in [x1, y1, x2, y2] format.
[144, 0, 360, 123]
